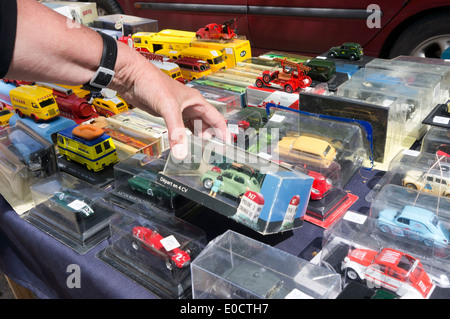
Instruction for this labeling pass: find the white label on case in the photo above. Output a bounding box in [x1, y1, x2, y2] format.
[68, 200, 87, 211]
[269, 114, 285, 122]
[433, 116, 449, 125]
[343, 211, 367, 225]
[285, 288, 313, 299]
[160, 235, 180, 251]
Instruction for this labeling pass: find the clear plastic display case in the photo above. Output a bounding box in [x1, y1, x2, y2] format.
[97, 203, 207, 299]
[421, 126, 450, 155]
[23, 172, 115, 254]
[106, 109, 170, 155]
[93, 14, 158, 34]
[185, 81, 244, 111]
[110, 153, 197, 216]
[319, 185, 450, 299]
[191, 230, 342, 299]
[366, 148, 450, 202]
[0, 121, 58, 213]
[158, 135, 314, 234]
[252, 110, 370, 186]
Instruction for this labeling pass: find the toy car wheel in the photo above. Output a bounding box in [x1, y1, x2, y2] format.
[166, 261, 173, 271]
[405, 183, 417, 190]
[262, 74, 271, 83]
[284, 84, 293, 93]
[423, 239, 434, 247]
[203, 178, 213, 190]
[345, 268, 360, 281]
[131, 241, 140, 251]
[255, 79, 264, 88]
[349, 54, 357, 61]
[16, 109, 24, 118]
[328, 52, 336, 59]
[379, 224, 391, 234]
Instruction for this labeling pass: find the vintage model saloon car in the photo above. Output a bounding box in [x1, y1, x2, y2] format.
[46, 191, 94, 217]
[201, 163, 261, 199]
[377, 205, 450, 247]
[341, 247, 434, 299]
[276, 135, 337, 169]
[402, 169, 450, 197]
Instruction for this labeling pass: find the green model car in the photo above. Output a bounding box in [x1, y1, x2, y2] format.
[128, 174, 176, 201]
[201, 163, 261, 199]
[328, 42, 363, 61]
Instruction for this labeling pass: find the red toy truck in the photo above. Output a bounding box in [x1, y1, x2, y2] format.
[255, 58, 312, 93]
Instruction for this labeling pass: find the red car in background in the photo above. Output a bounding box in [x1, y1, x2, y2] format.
[89, 0, 450, 58]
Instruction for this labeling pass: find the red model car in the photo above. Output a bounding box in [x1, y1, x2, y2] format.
[195, 19, 237, 40]
[295, 166, 332, 200]
[131, 226, 191, 269]
[102, 0, 450, 58]
[255, 58, 312, 93]
[342, 247, 434, 299]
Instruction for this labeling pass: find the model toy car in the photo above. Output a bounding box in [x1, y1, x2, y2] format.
[276, 135, 337, 169]
[304, 58, 336, 82]
[47, 191, 94, 217]
[131, 226, 191, 270]
[328, 42, 363, 61]
[295, 166, 332, 200]
[341, 247, 434, 299]
[128, 173, 177, 201]
[255, 58, 312, 93]
[201, 163, 261, 199]
[92, 95, 129, 118]
[57, 124, 119, 172]
[0, 107, 13, 126]
[377, 205, 450, 247]
[402, 169, 450, 197]
[195, 19, 237, 40]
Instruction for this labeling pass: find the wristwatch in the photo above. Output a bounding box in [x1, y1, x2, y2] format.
[82, 31, 118, 92]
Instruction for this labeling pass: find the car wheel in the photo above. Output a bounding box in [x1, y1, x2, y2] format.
[405, 183, 417, 190]
[166, 261, 173, 271]
[255, 79, 264, 88]
[79, 0, 123, 16]
[346, 268, 360, 281]
[349, 54, 356, 61]
[262, 74, 271, 83]
[328, 52, 336, 59]
[388, 12, 450, 58]
[379, 224, 391, 234]
[423, 239, 434, 247]
[203, 178, 213, 190]
[284, 84, 293, 93]
[131, 241, 140, 251]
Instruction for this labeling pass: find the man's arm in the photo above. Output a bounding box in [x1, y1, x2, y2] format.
[5, 0, 229, 158]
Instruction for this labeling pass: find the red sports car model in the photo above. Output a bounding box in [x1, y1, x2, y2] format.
[132, 226, 191, 269]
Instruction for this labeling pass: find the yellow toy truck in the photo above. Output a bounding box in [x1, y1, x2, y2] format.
[10, 85, 60, 122]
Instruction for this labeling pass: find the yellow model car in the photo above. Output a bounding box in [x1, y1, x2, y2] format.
[0, 107, 13, 126]
[276, 135, 337, 168]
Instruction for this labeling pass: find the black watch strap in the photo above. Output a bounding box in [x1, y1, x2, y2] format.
[82, 31, 117, 92]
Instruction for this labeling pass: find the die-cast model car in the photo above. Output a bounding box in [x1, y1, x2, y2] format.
[47, 191, 94, 217]
[276, 135, 337, 169]
[328, 42, 364, 61]
[128, 173, 177, 201]
[195, 19, 237, 40]
[201, 163, 261, 199]
[131, 226, 191, 270]
[341, 247, 434, 299]
[402, 169, 450, 197]
[377, 205, 450, 247]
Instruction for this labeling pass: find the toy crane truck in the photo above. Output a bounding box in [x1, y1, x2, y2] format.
[255, 58, 312, 93]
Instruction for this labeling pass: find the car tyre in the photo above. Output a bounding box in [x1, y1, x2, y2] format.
[203, 178, 213, 190]
[346, 268, 360, 281]
[379, 224, 391, 234]
[405, 183, 417, 190]
[255, 79, 264, 88]
[388, 12, 450, 58]
[81, 0, 123, 15]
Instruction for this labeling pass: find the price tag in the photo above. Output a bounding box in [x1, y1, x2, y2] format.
[160, 235, 180, 251]
[68, 199, 87, 211]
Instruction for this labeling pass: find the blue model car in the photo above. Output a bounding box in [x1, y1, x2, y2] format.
[377, 205, 450, 247]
